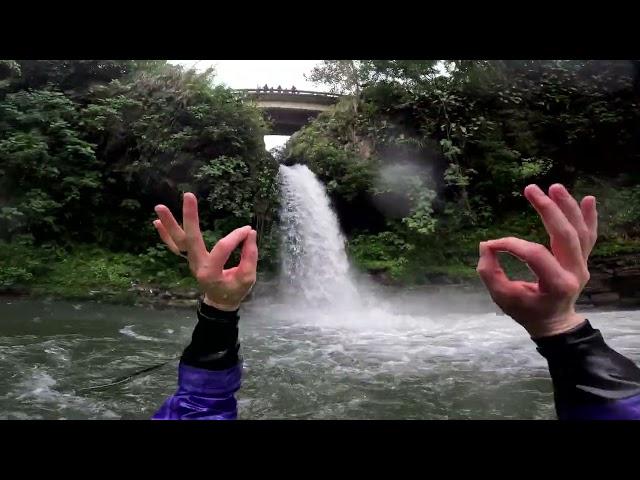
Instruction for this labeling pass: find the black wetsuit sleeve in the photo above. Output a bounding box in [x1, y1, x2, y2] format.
[534, 320, 640, 420]
[152, 299, 242, 420]
[180, 299, 241, 371]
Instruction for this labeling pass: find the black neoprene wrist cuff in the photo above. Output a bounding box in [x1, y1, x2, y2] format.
[180, 298, 241, 371]
[533, 319, 597, 357]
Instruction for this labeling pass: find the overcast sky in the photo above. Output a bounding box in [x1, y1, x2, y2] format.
[169, 60, 323, 90]
[169, 60, 324, 150]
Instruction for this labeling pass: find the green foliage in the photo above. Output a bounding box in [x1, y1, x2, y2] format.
[2, 59, 640, 298]
[573, 176, 640, 240]
[0, 60, 281, 299]
[289, 60, 640, 283]
[0, 89, 102, 239]
[348, 231, 413, 279]
[305, 60, 367, 95]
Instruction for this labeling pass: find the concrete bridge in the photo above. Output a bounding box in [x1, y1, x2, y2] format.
[236, 88, 342, 135]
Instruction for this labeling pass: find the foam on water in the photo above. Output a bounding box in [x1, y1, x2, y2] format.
[119, 325, 162, 342]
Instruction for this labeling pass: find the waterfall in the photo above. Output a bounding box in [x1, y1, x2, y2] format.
[278, 164, 361, 308]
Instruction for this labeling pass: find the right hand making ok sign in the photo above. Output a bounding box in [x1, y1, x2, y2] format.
[152, 193, 258, 312]
[477, 184, 598, 338]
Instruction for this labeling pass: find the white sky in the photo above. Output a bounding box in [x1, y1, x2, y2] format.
[169, 60, 324, 150]
[168, 60, 447, 152]
[169, 60, 323, 90]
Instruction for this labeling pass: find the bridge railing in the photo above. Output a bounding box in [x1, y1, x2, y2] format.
[235, 88, 342, 98]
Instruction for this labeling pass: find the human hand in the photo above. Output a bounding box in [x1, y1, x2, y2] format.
[153, 193, 258, 311]
[477, 184, 597, 338]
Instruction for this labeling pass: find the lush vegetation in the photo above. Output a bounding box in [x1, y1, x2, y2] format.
[2, 59, 640, 299]
[287, 60, 640, 283]
[0, 60, 280, 298]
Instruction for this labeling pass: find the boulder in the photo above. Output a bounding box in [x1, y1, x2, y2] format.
[612, 266, 640, 296]
[589, 292, 620, 306]
[617, 297, 640, 308]
[583, 272, 612, 294]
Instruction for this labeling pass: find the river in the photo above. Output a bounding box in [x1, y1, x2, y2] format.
[1, 296, 639, 420]
[3, 164, 638, 419]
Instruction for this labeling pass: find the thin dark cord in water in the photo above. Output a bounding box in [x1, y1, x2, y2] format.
[76, 355, 180, 393]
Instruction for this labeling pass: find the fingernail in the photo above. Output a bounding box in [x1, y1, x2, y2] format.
[549, 183, 567, 196]
[524, 184, 544, 198]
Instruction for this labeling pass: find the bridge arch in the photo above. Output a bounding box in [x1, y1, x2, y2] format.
[236, 88, 342, 135]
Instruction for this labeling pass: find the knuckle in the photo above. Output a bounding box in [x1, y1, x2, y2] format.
[216, 238, 231, 250]
[580, 267, 590, 284]
[532, 243, 548, 257]
[577, 228, 590, 240]
[557, 225, 577, 240]
[557, 277, 580, 295]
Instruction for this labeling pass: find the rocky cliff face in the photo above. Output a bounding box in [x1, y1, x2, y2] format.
[579, 254, 640, 308]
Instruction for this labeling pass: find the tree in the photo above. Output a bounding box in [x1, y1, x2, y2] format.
[305, 60, 368, 95]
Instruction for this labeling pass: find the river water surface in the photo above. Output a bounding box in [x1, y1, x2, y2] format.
[1, 296, 638, 420]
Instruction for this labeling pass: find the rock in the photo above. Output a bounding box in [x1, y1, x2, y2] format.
[590, 292, 620, 306]
[166, 299, 197, 308]
[160, 291, 173, 300]
[612, 266, 640, 296]
[576, 294, 592, 305]
[615, 266, 640, 277]
[583, 273, 612, 294]
[617, 297, 640, 308]
[173, 289, 200, 300]
[369, 271, 395, 286]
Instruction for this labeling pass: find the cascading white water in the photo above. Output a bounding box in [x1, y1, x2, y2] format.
[278, 164, 361, 308]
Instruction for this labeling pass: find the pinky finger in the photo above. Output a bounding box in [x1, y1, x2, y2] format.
[154, 220, 182, 256]
[580, 196, 598, 249]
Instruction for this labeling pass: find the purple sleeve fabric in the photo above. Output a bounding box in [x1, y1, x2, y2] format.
[560, 394, 640, 420]
[152, 362, 242, 420]
[152, 299, 243, 420]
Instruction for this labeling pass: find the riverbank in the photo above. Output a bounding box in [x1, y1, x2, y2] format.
[3, 256, 640, 312]
[362, 251, 640, 311]
[2, 241, 638, 310]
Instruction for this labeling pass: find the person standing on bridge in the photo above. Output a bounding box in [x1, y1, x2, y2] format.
[291, 85, 297, 94]
[277, 85, 282, 92]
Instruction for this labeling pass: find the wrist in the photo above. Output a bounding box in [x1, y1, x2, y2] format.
[528, 311, 587, 340]
[203, 293, 241, 312]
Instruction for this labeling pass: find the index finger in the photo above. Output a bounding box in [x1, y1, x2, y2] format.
[237, 229, 258, 280]
[484, 237, 566, 290]
[209, 225, 253, 272]
[477, 241, 516, 296]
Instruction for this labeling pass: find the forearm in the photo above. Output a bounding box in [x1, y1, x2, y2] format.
[153, 299, 243, 420]
[535, 320, 640, 420]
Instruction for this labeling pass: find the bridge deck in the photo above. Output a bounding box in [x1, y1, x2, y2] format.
[234, 89, 343, 135]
